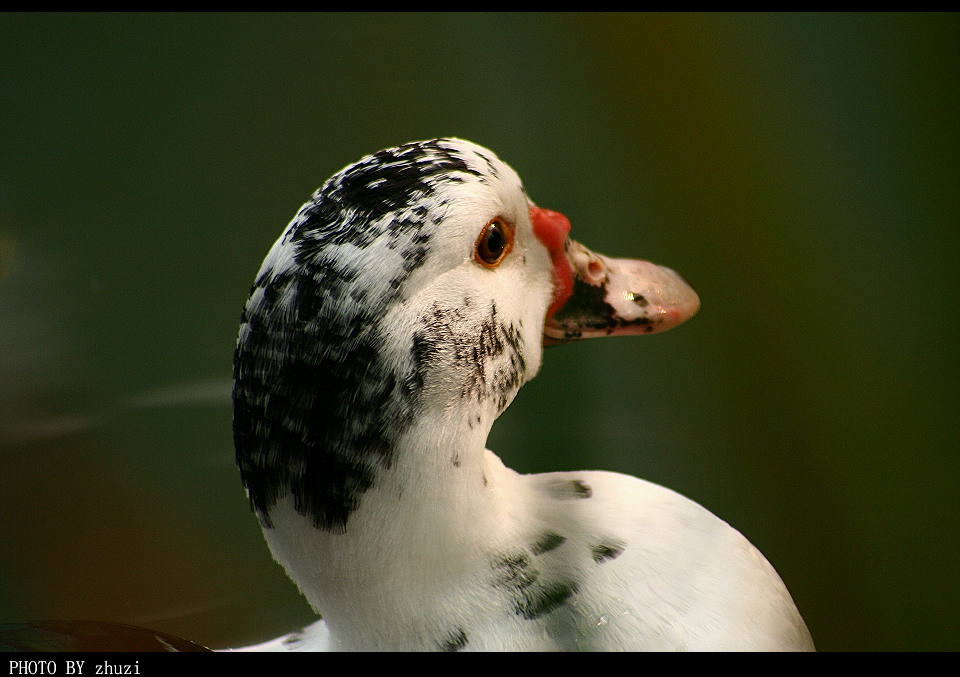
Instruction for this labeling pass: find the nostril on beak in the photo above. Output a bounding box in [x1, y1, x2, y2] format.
[585, 257, 606, 285]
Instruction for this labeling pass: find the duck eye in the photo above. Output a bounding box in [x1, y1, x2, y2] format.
[474, 218, 514, 268]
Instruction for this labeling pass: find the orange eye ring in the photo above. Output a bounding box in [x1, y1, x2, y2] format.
[474, 218, 514, 268]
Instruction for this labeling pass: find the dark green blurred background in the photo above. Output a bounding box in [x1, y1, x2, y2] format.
[1, 13, 957, 651]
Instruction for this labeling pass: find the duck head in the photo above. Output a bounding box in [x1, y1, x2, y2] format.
[233, 138, 699, 531]
[232, 139, 701, 648]
[234, 138, 698, 534]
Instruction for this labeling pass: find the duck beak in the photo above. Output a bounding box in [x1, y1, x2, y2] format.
[531, 207, 700, 345]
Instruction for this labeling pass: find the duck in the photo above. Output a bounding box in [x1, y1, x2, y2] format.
[230, 138, 815, 652]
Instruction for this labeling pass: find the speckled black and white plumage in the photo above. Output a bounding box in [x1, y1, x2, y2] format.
[230, 138, 814, 652]
[234, 140, 530, 533]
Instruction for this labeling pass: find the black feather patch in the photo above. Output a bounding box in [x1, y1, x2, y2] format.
[543, 478, 593, 500]
[491, 553, 578, 621]
[411, 301, 526, 415]
[531, 532, 567, 555]
[590, 542, 625, 564]
[438, 627, 468, 652]
[233, 139, 497, 532]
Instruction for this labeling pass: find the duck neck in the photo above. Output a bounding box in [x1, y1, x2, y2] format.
[234, 283, 540, 645]
[259, 403, 521, 648]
